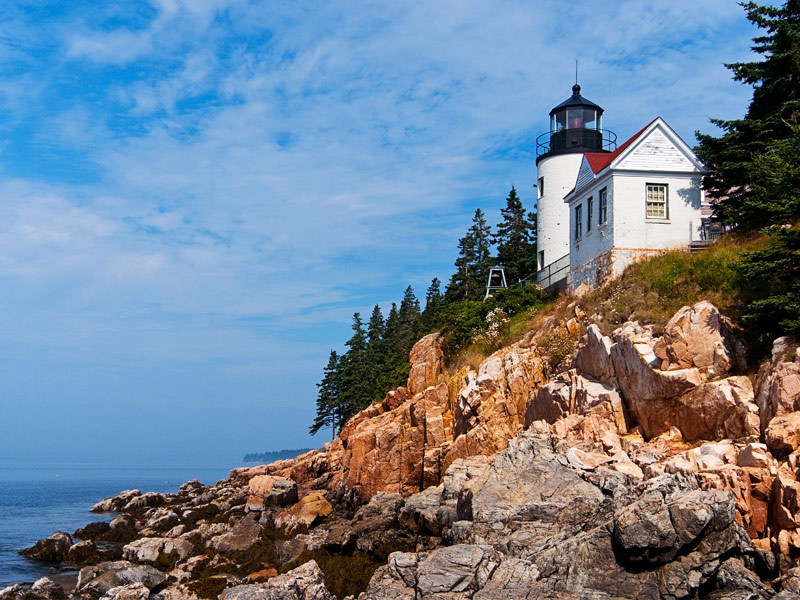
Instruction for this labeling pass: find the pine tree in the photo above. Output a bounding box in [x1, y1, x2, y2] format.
[421, 277, 444, 332]
[338, 313, 373, 424]
[366, 304, 386, 400]
[494, 186, 537, 284]
[376, 303, 401, 398]
[397, 285, 421, 352]
[695, 1, 800, 227]
[309, 350, 342, 438]
[447, 208, 494, 301]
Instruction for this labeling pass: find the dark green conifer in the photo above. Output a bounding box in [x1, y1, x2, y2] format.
[494, 187, 537, 284]
[421, 277, 444, 332]
[309, 350, 342, 438]
[447, 208, 493, 301]
[338, 313, 373, 423]
[695, 1, 800, 226]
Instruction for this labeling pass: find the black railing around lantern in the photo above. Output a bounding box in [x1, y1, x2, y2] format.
[536, 128, 617, 159]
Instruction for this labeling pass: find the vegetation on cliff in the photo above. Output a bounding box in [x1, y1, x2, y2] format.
[310, 187, 541, 436]
[310, 0, 800, 437]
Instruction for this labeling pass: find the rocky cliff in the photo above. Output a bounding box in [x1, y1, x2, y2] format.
[6, 300, 800, 599]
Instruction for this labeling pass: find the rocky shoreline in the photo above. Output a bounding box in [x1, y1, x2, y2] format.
[4, 301, 800, 599]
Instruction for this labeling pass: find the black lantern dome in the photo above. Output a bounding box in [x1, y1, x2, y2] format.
[536, 85, 616, 163]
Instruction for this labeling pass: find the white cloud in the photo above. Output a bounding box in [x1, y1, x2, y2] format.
[0, 0, 760, 459]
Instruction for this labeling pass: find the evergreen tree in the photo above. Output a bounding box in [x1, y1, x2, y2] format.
[309, 350, 342, 438]
[376, 303, 401, 397]
[695, 1, 800, 227]
[338, 313, 373, 423]
[736, 226, 800, 345]
[421, 277, 444, 332]
[366, 304, 386, 400]
[493, 186, 537, 284]
[447, 208, 494, 301]
[397, 285, 422, 352]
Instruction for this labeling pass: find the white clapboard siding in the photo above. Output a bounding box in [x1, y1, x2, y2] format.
[574, 157, 596, 191]
[617, 128, 696, 172]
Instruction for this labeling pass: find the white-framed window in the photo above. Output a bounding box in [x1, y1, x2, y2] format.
[646, 184, 668, 219]
[574, 204, 582, 240]
[586, 197, 593, 232]
[538, 177, 544, 198]
[599, 187, 608, 225]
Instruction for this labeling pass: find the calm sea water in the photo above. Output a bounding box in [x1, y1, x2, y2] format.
[0, 463, 231, 588]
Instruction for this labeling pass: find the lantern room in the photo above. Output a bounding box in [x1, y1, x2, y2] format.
[536, 84, 616, 163]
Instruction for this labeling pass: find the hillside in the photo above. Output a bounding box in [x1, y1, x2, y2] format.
[10, 233, 800, 599]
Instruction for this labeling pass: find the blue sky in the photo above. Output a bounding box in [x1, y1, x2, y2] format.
[0, 1, 758, 468]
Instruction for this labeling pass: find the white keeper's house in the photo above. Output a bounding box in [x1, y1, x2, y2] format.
[533, 85, 714, 294]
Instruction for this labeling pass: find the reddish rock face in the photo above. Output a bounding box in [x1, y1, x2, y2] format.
[246, 475, 297, 510]
[407, 333, 444, 396]
[653, 300, 742, 379]
[766, 412, 800, 456]
[246, 336, 543, 505]
[274, 492, 332, 533]
[755, 336, 800, 430]
[230, 302, 800, 564]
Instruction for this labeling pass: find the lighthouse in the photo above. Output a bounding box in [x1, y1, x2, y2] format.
[535, 85, 615, 288]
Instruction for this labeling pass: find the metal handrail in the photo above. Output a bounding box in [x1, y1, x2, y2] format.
[536, 128, 617, 158]
[513, 253, 570, 291]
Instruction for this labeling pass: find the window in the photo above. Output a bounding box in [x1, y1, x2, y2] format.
[538, 177, 544, 198]
[646, 184, 668, 218]
[574, 204, 582, 240]
[538, 250, 545, 270]
[586, 197, 593, 232]
[598, 187, 608, 225]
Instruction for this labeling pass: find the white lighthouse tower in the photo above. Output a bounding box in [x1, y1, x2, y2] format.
[535, 85, 615, 290]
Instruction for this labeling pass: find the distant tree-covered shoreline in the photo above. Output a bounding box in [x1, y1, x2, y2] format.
[242, 448, 313, 463]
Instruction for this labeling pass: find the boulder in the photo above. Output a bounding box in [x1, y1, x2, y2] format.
[574, 324, 616, 385]
[670, 376, 759, 442]
[219, 560, 334, 600]
[101, 583, 150, 600]
[275, 536, 308, 565]
[76, 561, 167, 596]
[525, 370, 627, 445]
[274, 493, 332, 533]
[121, 537, 193, 568]
[755, 336, 800, 430]
[406, 333, 444, 396]
[122, 492, 165, 512]
[398, 485, 456, 536]
[0, 578, 67, 600]
[361, 545, 500, 599]
[210, 514, 262, 552]
[245, 568, 278, 583]
[20, 532, 72, 562]
[91, 490, 141, 513]
[765, 412, 800, 456]
[246, 475, 298, 510]
[612, 487, 735, 564]
[652, 301, 741, 379]
[610, 328, 703, 438]
[74, 521, 112, 540]
[738, 443, 774, 469]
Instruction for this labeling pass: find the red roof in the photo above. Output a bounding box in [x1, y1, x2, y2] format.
[583, 118, 658, 174]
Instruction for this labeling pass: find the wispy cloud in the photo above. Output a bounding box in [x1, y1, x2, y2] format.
[0, 0, 758, 464]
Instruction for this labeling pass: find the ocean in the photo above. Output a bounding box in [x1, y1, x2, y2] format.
[0, 463, 232, 588]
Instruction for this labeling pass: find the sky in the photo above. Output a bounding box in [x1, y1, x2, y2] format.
[0, 1, 760, 468]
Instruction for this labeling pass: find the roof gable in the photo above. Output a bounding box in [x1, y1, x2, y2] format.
[574, 156, 597, 191]
[611, 118, 705, 173]
[565, 117, 705, 203]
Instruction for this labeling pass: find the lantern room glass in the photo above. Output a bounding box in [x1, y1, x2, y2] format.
[551, 108, 599, 132]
